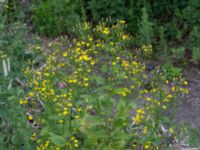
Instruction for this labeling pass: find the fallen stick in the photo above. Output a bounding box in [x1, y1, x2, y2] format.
[36, 92, 46, 111]
[15, 77, 26, 87]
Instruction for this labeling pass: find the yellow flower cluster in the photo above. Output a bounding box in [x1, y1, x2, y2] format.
[132, 108, 145, 124]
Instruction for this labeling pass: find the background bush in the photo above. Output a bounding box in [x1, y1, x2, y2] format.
[29, 0, 200, 63]
[31, 0, 85, 36]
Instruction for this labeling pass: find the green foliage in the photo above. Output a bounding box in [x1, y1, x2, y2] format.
[171, 47, 185, 62]
[0, 86, 34, 150]
[189, 26, 200, 64]
[177, 124, 200, 148]
[138, 7, 153, 45]
[87, 0, 127, 22]
[29, 0, 200, 63]
[187, 129, 200, 147]
[0, 0, 25, 23]
[0, 0, 199, 149]
[31, 0, 85, 36]
[0, 4, 34, 148]
[0, 23, 29, 75]
[162, 63, 182, 80]
[191, 47, 200, 64]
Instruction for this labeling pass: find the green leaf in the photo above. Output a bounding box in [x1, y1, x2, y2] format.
[80, 114, 106, 138]
[91, 75, 105, 85]
[48, 132, 65, 146]
[129, 103, 136, 109]
[96, 85, 113, 92]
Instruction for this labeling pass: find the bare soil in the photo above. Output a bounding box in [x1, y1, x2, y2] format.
[175, 67, 200, 131]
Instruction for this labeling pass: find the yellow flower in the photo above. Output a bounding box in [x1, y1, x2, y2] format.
[34, 80, 39, 86]
[31, 133, 37, 141]
[131, 85, 135, 89]
[144, 141, 151, 150]
[77, 107, 82, 112]
[184, 81, 188, 86]
[19, 99, 23, 105]
[91, 61, 95, 65]
[184, 89, 189, 94]
[133, 108, 145, 124]
[172, 86, 175, 92]
[19, 99, 28, 105]
[112, 62, 116, 65]
[84, 83, 89, 87]
[74, 143, 79, 148]
[44, 140, 49, 148]
[63, 111, 68, 115]
[70, 136, 75, 141]
[74, 139, 78, 143]
[88, 37, 93, 42]
[118, 20, 126, 24]
[102, 28, 110, 34]
[165, 80, 169, 84]
[28, 115, 33, 120]
[143, 126, 148, 134]
[63, 52, 68, 57]
[146, 97, 151, 101]
[58, 120, 64, 124]
[169, 128, 174, 134]
[44, 73, 50, 77]
[67, 103, 72, 107]
[29, 92, 34, 97]
[116, 57, 120, 60]
[55, 146, 60, 150]
[74, 115, 80, 119]
[122, 34, 128, 40]
[36, 71, 42, 75]
[84, 78, 88, 81]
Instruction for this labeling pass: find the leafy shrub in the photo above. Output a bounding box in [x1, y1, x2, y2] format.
[0, 0, 25, 23]
[87, 0, 127, 22]
[31, 0, 85, 36]
[188, 26, 200, 64]
[0, 79, 33, 149]
[21, 21, 189, 149]
[0, 36, 33, 149]
[191, 47, 200, 64]
[29, 0, 200, 64]
[162, 63, 182, 80]
[171, 47, 185, 62]
[0, 3, 34, 148]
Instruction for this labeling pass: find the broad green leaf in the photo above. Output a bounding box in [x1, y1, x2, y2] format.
[80, 114, 105, 137]
[48, 132, 65, 146]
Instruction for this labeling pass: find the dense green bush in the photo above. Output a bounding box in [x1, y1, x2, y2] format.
[87, 0, 127, 22]
[31, 0, 85, 36]
[29, 0, 200, 63]
[0, 0, 25, 23]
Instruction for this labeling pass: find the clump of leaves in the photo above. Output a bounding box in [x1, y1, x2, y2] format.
[162, 63, 182, 80]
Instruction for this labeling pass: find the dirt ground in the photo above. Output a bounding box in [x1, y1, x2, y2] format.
[175, 67, 200, 131]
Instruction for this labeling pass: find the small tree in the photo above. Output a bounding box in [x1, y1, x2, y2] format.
[138, 7, 154, 45]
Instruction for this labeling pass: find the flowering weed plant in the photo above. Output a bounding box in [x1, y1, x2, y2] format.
[21, 21, 189, 150]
